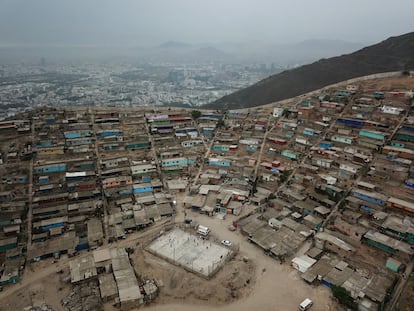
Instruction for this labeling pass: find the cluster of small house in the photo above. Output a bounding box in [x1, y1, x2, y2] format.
[182, 109, 275, 216]
[228, 86, 414, 310]
[0, 107, 212, 287]
[0, 118, 32, 286]
[68, 247, 158, 310]
[294, 252, 395, 311]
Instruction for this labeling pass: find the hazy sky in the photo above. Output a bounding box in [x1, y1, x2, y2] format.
[0, 0, 413, 47]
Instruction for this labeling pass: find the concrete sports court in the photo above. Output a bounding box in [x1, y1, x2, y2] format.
[147, 227, 231, 278]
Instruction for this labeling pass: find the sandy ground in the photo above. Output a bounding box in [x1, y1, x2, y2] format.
[0, 259, 71, 311]
[359, 76, 414, 93]
[396, 277, 414, 311]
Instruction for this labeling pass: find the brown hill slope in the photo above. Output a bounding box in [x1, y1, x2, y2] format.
[203, 32, 414, 110]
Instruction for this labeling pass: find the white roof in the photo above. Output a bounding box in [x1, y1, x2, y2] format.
[300, 298, 313, 307]
[292, 255, 316, 268]
[66, 172, 86, 177]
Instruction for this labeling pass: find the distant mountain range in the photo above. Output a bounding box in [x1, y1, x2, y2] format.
[149, 42, 230, 63]
[157, 41, 191, 49]
[0, 39, 364, 66]
[148, 39, 363, 65]
[202, 32, 414, 110]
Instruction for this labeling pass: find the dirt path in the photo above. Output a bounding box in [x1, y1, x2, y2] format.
[0, 257, 71, 311]
[0, 257, 67, 299]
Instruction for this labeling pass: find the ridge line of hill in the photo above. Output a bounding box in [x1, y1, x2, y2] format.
[202, 32, 414, 110]
[225, 71, 403, 112]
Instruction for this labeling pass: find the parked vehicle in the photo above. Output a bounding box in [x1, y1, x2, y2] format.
[299, 298, 313, 311]
[196, 224, 210, 237]
[221, 240, 232, 247]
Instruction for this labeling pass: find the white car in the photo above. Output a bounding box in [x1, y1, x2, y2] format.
[299, 298, 313, 311]
[221, 240, 232, 247]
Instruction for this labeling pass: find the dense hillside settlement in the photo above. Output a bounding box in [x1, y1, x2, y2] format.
[0, 75, 414, 310]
